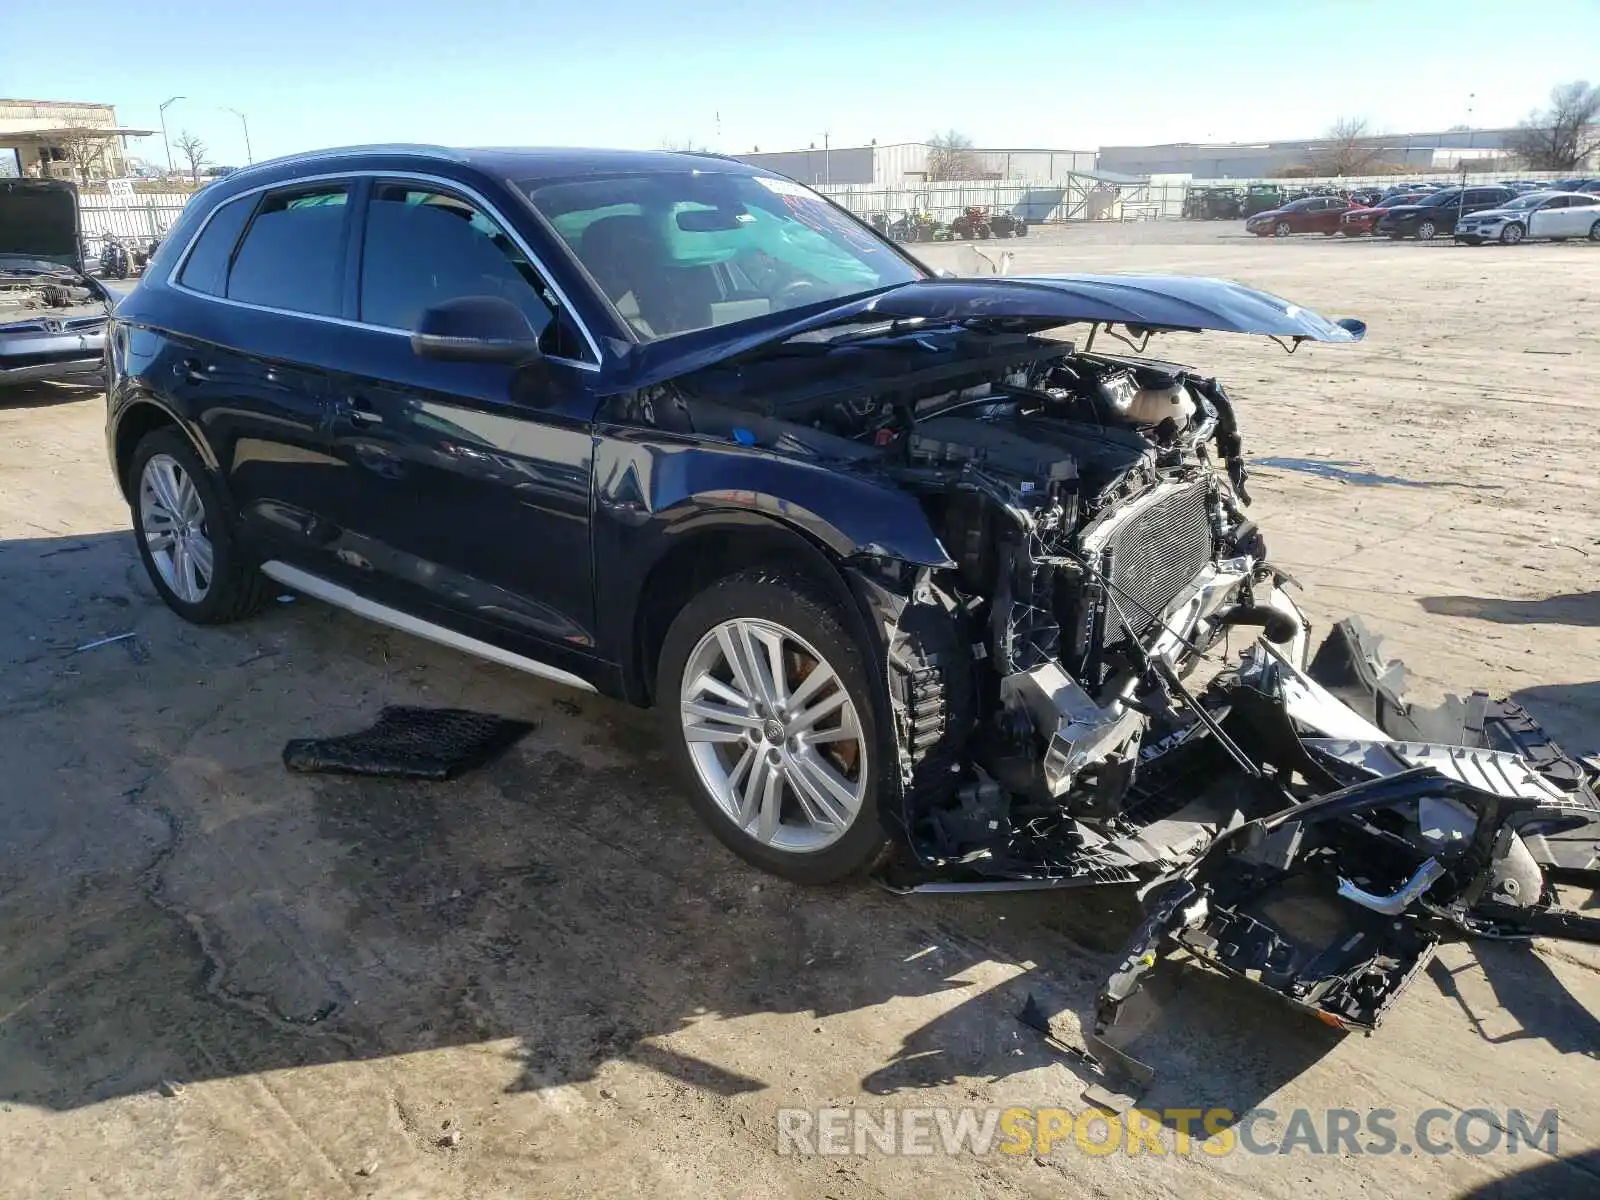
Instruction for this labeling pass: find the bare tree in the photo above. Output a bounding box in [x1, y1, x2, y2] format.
[660, 136, 709, 153]
[925, 130, 981, 182]
[1307, 117, 1386, 176]
[174, 130, 209, 185]
[1505, 81, 1600, 171]
[55, 119, 115, 184]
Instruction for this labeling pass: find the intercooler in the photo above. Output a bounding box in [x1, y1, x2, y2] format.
[1081, 479, 1214, 637]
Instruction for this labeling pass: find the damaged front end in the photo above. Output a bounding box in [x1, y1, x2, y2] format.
[0, 178, 111, 386]
[1092, 618, 1600, 1044]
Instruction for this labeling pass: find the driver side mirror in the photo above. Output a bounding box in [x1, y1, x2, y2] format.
[411, 296, 544, 365]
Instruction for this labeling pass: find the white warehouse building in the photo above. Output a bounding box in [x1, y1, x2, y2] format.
[736, 141, 1097, 186]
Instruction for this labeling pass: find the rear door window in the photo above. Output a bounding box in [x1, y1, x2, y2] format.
[357, 183, 554, 341]
[177, 195, 254, 296]
[226, 185, 350, 316]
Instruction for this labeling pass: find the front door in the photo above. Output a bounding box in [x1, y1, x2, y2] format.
[314, 179, 602, 668]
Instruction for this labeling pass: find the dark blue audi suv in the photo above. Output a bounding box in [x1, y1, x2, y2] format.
[107, 144, 1373, 886]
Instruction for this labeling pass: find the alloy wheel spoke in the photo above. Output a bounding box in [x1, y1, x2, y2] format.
[754, 758, 784, 843]
[784, 753, 851, 829]
[189, 536, 214, 585]
[784, 658, 836, 717]
[789, 684, 848, 733]
[175, 472, 202, 524]
[682, 699, 763, 732]
[804, 704, 860, 745]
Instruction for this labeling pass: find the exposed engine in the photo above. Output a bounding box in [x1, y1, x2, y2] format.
[827, 348, 1278, 863]
[0, 269, 102, 315]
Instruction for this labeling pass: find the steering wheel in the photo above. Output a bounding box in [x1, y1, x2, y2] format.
[775, 277, 825, 307]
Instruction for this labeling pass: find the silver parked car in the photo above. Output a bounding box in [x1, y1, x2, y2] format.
[1453, 190, 1600, 245]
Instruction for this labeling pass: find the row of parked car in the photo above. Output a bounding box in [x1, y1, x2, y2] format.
[1244, 178, 1600, 244]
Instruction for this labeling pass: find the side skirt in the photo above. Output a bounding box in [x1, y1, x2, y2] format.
[259, 560, 598, 694]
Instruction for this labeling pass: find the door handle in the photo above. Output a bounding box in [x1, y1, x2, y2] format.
[173, 358, 208, 385]
[342, 396, 384, 427]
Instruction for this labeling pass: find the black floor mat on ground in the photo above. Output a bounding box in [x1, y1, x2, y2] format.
[282, 706, 535, 781]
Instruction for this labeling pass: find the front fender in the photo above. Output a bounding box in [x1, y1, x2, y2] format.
[592, 427, 952, 688]
[595, 428, 953, 569]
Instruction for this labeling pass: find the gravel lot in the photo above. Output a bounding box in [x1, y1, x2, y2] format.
[1, 222, 1596, 1199]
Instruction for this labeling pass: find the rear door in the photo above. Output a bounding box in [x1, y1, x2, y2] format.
[313, 178, 602, 665]
[165, 181, 356, 564]
[1568, 196, 1600, 236]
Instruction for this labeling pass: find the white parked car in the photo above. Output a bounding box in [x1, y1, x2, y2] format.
[1453, 191, 1600, 245]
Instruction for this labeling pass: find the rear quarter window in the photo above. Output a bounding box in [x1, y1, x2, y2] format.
[176, 195, 254, 296]
[225, 185, 350, 316]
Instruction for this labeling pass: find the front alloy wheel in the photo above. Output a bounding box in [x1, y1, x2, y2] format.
[1416, 220, 1438, 241]
[1500, 223, 1525, 245]
[1589, 219, 1600, 242]
[1274, 221, 1291, 237]
[658, 570, 888, 884]
[679, 618, 867, 854]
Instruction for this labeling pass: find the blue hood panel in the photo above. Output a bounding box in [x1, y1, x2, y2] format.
[609, 273, 1363, 394]
[864, 274, 1365, 342]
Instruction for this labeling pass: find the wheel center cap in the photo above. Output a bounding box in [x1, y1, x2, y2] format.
[762, 718, 786, 743]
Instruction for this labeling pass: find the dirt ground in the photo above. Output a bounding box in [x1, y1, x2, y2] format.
[1, 223, 1596, 1199]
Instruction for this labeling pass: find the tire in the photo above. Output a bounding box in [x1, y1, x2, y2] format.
[1015, 223, 1028, 236]
[1274, 221, 1291, 237]
[1590, 219, 1600, 242]
[1323, 228, 1336, 235]
[656, 570, 890, 884]
[128, 428, 270, 625]
[1456, 236, 1482, 246]
[1499, 223, 1524, 245]
[1388, 231, 1404, 240]
[1416, 220, 1437, 241]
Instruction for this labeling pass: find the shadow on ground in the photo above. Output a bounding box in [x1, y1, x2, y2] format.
[1456, 1149, 1600, 1199]
[1419, 591, 1600, 628]
[0, 530, 1594, 1147]
[0, 378, 103, 411]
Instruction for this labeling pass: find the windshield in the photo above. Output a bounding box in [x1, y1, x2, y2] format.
[1420, 190, 1462, 207]
[523, 170, 924, 342]
[1500, 194, 1546, 210]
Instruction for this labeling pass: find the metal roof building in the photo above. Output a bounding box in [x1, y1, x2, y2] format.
[736, 142, 1096, 186]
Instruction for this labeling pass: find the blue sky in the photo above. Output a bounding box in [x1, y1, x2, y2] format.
[4, 0, 1597, 167]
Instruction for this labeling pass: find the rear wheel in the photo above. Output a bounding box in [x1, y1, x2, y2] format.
[657, 571, 889, 884]
[1500, 223, 1525, 245]
[128, 429, 270, 624]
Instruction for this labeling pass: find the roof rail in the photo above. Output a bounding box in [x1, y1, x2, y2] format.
[224, 143, 465, 180]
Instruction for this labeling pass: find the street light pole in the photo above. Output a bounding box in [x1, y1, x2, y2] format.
[158, 95, 185, 176]
[223, 107, 253, 164]
[824, 130, 831, 187]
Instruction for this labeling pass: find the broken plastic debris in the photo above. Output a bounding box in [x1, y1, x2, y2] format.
[72, 631, 136, 653]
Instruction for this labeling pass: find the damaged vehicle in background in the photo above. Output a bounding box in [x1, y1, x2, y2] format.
[104, 147, 1600, 1056]
[0, 178, 113, 387]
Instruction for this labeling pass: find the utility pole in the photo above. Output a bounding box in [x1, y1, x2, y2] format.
[824, 130, 831, 186]
[158, 95, 185, 176]
[223, 107, 253, 164]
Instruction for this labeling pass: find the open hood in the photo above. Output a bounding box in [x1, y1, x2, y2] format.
[0, 179, 84, 272]
[608, 274, 1365, 394]
[864, 275, 1365, 341]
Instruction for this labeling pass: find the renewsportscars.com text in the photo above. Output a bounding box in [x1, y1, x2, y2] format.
[776, 1106, 1560, 1158]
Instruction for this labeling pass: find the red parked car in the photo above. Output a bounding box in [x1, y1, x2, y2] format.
[1244, 195, 1360, 236]
[1340, 193, 1426, 236]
